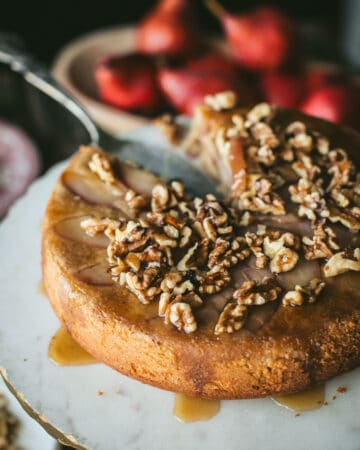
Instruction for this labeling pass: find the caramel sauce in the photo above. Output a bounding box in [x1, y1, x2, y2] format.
[37, 280, 46, 297]
[272, 385, 325, 411]
[174, 394, 220, 423]
[48, 327, 97, 366]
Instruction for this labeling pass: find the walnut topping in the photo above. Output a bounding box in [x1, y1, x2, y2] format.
[233, 277, 281, 306]
[80, 217, 122, 238]
[237, 174, 285, 215]
[270, 247, 299, 273]
[88, 152, 115, 184]
[204, 91, 237, 111]
[214, 303, 247, 335]
[324, 248, 360, 277]
[245, 102, 272, 127]
[289, 178, 328, 221]
[302, 224, 339, 260]
[167, 302, 197, 333]
[282, 278, 325, 306]
[199, 265, 231, 294]
[208, 237, 250, 268]
[292, 154, 321, 181]
[125, 189, 149, 211]
[328, 205, 360, 232]
[245, 228, 300, 273]
[327, 149, 353, 191]
[263, 231, 300, 273]
[79, 105, 360, 335]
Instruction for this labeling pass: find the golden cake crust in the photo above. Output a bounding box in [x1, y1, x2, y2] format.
[42, 108, 360, 400]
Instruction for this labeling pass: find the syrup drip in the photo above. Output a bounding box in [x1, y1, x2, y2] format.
[272, 385, 325, 411]
[48, 327, 98, 366]
[174, 394, 220, 423]
[37, 280, 46, 297]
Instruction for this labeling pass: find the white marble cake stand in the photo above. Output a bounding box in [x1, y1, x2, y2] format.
[0, 159, 360, 450]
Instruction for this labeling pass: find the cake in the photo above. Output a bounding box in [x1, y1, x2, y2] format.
[42, 93, 360, 399]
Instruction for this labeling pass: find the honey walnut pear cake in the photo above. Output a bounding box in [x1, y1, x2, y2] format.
[42, 93, 360, 399]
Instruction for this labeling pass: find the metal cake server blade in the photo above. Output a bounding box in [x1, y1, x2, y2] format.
[0, 37, 217, 197]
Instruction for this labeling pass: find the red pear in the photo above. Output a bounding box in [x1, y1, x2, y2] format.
[137, 0, 200, 57]
[186, 52, 239, 77]
[261, 72, 307, 108]
[300, 84, 360, 129]
[158, 67, 253, 116]
[206, 1, 294, 71]
[94, 53, 163, 114]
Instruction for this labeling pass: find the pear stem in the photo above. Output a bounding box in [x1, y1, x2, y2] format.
[205, 0, 227, 18]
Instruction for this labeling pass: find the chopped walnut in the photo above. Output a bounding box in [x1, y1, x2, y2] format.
[237, 174, 285, 216]
[327, 149, 353, 191]
[282, 278, 325, 306]
[88, 152, 115, 184]
[324, 248, 360, 277]
[262, 231, 300, 273]
[199, 265, 231, 294]
[328, 205, 360, 232]
[292, 154, 321, 181]
[289, 178, 328, 221]
[233, 277, 281, 306]
[204, 91, 237, 111]
[245, 102, 272, 127]
[125, 189, 149, 211]
[245, 230, 268, 268]
[285, 121, 313, 153]
[302, 224, 339, 260]
[167, 302, 197, 333]
[214, 303, 247, 335]
[80, 217, 122, 238]
[208, 237, 250, 268]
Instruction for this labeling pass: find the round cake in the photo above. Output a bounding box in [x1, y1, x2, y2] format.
[42, 95, 360, 399]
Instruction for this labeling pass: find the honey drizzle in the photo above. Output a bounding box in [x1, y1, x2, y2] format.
[272, 385, 325, 411]
[38, 280, 46, 297]
[174, 394, 220, 423]
[48, 327, 98, 366]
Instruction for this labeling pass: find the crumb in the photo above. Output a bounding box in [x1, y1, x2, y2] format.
[316, 400, 323, 404]
[332, 395, 337, 400]
[324, 401, 328, 405]
[97, 390, 104, 396]
[295, 412, 301, 417]
[0, 392, 20, 448]
[336, 386, 347, 394]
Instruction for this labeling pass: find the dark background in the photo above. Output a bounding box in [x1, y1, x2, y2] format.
[0, 0, 343, 63]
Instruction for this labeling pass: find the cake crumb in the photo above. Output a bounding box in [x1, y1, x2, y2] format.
[295, 412, 301, 417]
[336, 386, 347, 394]
[97, 390, 104, 396]
[0, 392, 20, 449]
[332, 395, 337, 400]
[324, 401, 329, 405]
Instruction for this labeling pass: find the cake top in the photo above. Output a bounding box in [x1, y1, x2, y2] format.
[80, 93, 360, 335]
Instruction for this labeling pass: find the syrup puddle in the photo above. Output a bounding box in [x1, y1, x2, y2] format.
[47, 325, 326, 420]
[48, 327, 98, 366]
[272, 385, 325, 411]
[174, 394, 220, 423]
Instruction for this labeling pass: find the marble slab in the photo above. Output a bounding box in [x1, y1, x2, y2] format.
[0, 158, 359, 450]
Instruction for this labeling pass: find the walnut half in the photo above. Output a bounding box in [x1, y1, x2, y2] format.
[214, 303, 247, 335]
[324, 248, 360, 277]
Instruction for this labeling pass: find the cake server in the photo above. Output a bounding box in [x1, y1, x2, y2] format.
[0, 37, 217, 197]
